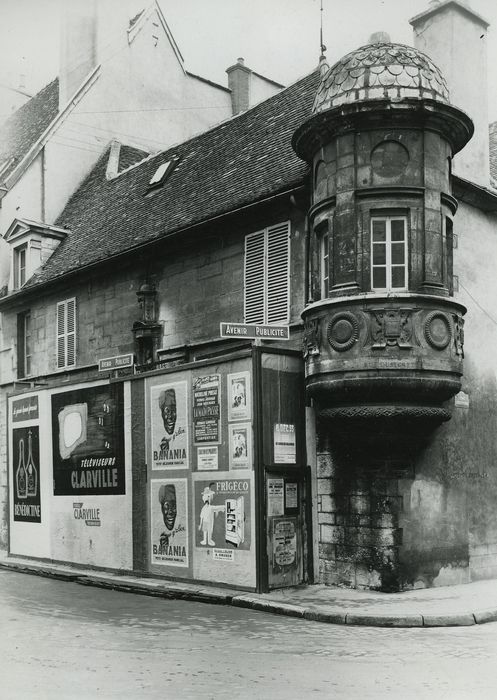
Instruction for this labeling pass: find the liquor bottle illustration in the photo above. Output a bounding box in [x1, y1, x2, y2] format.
[25, 430, 38, 498]
[16, 438, 27, 499]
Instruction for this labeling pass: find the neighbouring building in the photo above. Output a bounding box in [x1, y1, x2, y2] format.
[0, 0, 281, 291]
[1, 0, 497, 593]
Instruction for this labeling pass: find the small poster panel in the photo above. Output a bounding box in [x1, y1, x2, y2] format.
[52, 384, 125, 496]
[151, 479, 188, 567]
[197, 446, 219, 471]
[273, 518, 297, 567]
[193, 374, 221, 445]
[274, 423, 296, 464]
[227, 371, 251, 422]
[12, 426, 41, 523]
[151, 381, 189, 469]
[285, 482, 298, 509]
[267, 478, 284, 516]
[229, 423, 251, 470]
[195, 478, 251, 551]
[12, 395, 39, 423]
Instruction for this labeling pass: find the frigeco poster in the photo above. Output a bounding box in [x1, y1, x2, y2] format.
[151, 479, 188, 567]
[194, 478, 251, 551]
[51, 384, 125, 496]
[151, 381, 189, 469]
[12, 426, 41, 523]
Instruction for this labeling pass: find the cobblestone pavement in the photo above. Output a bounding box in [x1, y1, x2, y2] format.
[1, 569, 497, 699]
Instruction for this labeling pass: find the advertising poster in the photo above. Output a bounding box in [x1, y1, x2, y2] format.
[194, 478, 251, 552]
[151, 479, 188, 567]
[227, 371, 251, 422]
[197, 446, 219, 471]
[273, 518, 297, 567]
[12, 426, 41, 523]
[229, 423, 251, 470]
[273, 423, 296, 464]
[285, 482, 298, 509]
[267, 478, 284, 516]
[151, 381, 189, 469]
[12, 395, 39, 423]
[52, 384, 125, 496]
[193, 374, 221, 445]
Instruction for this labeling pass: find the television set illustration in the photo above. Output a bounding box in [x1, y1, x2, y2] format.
[225, 497, 245, 546]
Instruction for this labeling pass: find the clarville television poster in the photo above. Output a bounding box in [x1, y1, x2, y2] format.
[51, 384, 125, 496]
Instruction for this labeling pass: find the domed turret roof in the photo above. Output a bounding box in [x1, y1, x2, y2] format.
[313, 42, 449, 114]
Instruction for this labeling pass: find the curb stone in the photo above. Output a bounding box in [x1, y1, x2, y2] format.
[2, 559, 497, 628]
[422, 613, 476, 627]
[232, 595, 305, 618]
[345, 613, 424, 628]
[473, 608, 497, 624]
[303, 609, 346, 624]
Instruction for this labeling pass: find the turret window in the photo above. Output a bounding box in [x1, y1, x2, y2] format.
[320, 233, 330, 298]
[371, 216, 407, 291]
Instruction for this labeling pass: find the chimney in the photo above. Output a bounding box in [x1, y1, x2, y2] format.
[368, 31, 391, 43]
[410, 0, 490, 185]
[59, 0, 98, 108]
[226, 58, 251, 115]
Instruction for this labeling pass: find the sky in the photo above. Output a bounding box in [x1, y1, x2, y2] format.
[1, 0, 496, 118]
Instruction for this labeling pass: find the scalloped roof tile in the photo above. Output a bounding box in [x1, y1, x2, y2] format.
[313, 42, 449, 114]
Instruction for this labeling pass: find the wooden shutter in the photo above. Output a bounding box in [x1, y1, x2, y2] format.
[56, 301, 65, 368]
[56, 298, 77, 368]
[66, 298, 76, 367]
[266, 222, 289, 324]
[244, 230, 265, 324]
[244, 222, 290, 325]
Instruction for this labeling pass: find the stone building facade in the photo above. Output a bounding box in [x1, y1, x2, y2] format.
[1, 0, 497, 592]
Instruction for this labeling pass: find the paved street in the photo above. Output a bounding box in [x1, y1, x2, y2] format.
[1, 569, 497, 700]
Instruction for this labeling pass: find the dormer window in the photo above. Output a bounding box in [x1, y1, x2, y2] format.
[4, 219, 68, 292]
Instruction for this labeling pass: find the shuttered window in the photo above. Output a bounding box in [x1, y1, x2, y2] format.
[244, 222, 290, 325]
[56, 298, 77, 369]
[17, 310, 32, 378]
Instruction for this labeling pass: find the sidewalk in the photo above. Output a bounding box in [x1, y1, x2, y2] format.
[2, 553, 497, 628]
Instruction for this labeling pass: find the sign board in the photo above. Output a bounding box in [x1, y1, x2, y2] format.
[220, 322, 289, 340]
[98, 354, 134, 372]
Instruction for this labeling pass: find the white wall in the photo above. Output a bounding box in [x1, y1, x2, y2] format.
[44, 5, 232, 225]
[412, 3, 490, 186]
[250, 73, 282, 108]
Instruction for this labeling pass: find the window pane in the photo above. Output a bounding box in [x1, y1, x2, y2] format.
[391, 242, 405, 264]
[372, 243, 386, 265]
[372, 220, 386, 241]
[391, 266, 406, 288]
[391, 220, 405, 241]
[372, 268, 386, 288]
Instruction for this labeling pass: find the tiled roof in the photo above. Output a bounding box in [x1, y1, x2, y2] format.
[0, 78, 59, 183]
[118, 145, 150, 172]
[28, 69, 319, 288]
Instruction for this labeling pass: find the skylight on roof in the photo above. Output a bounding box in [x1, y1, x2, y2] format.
[148, 158, 178, 187]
